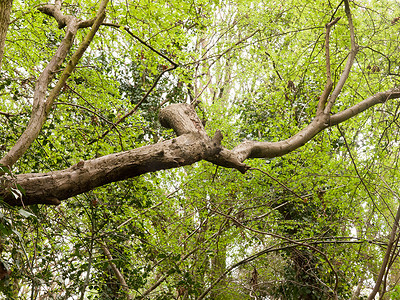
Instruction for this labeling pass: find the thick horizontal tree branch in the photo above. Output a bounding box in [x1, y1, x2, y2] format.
[2, 86, 400, 206]
[1, 104, 224, 205]
[1, 133, 219, 205]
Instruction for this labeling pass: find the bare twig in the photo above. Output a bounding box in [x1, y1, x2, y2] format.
[87, 23, 179, 144]
[0, 110, 23, 118]
[336, 125, 389, 225]
[102, 22, 178, 67]
[54, 102, 114, 125]
[88, 64, 177, 145]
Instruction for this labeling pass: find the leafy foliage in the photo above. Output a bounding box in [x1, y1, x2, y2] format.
[1, 0, 400, 299]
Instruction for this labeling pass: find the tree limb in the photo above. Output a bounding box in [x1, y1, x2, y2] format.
[100, 243, 132, 299]
[316, 16, 340, 115]
[233, 88, 400, 162]
[2, 82, 400, 206]
[324, 0, 358, 114]
[0, 0, 109, 168]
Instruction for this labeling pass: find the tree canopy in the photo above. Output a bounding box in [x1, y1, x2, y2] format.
[1, 0, 400, 299]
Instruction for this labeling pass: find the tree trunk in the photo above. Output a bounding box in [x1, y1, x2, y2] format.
[0, 0, 12, 72]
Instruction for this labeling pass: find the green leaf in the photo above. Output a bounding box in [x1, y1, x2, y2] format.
[17, 209, 36, 219]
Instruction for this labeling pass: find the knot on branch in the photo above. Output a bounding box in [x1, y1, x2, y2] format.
[159, 104, 250, 173]
[325, 17, 341, 28]
[38, 5, 74, 29]
[211, 130, 223, 147]
[159, 103, 205, 136]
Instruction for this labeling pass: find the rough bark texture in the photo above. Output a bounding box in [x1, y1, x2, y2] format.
[1, 104, 224, 205]
[0, 0, 12, 72]
[1, 88, 400, 206]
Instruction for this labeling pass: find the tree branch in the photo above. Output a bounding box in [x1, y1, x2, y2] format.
[324, 0, 358, 114]
[316, 17, 340, 115]
[233, 88, 400, 162]
[0, 104, 224, 205]
[88, 22, 179, 145]
[330, 89, 400, 126]
[38, 1, 74, 29]
[2, 84, 400, 206]
[0, 0, 109, 168]
[0, 0, 13, 72]
[100, 243, 132, 299]
[367, 199, 400, 299]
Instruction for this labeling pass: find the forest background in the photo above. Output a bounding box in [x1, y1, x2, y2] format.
[1, 0, 400, 299]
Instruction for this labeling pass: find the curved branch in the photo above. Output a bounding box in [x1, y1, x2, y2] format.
[38, 1, 74, 29]
[0, 0, 109, 168]
[232, 113, 329, 161]
[101, 22, 178, 68]
[2, 86, 400, 206]
[233, 88, 400, 162]
[330, 89, 400, 125]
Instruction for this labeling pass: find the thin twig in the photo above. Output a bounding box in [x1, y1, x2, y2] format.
[54, 102, 113, 125]
[88, 65, 177, 144]
[102, 22, 178, 67]
[88, 23, 179, 144]
[337, 125, 389, 225]
[139, 217, 230, 299]
[0, 110, 23, 117]
[249, 167, 305, 201]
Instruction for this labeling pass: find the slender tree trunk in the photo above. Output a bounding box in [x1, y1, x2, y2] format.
[368, 204, 400, 300]
[0, 0, 12, 72]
